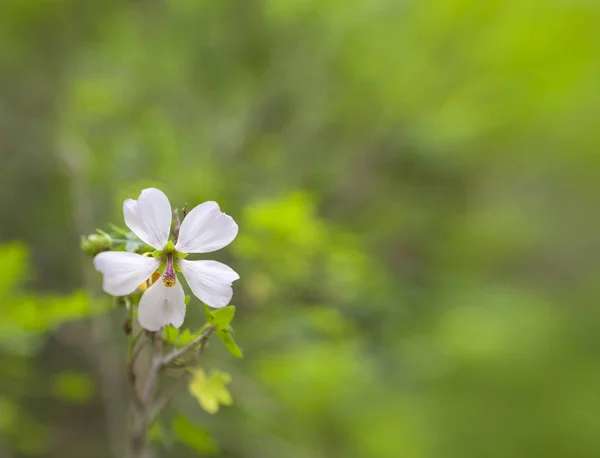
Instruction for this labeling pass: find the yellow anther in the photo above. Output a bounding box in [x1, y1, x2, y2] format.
[138, 271, 161, 292]
[163, 276, 176, 288]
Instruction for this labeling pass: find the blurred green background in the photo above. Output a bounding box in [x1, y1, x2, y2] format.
[1, 0, 600, 457]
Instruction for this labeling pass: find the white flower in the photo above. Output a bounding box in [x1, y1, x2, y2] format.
[93, 188, 239, 331]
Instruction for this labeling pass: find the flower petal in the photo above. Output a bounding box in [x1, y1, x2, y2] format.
[179, 259, 239, 308]
[93, 252, 159, 296]
[137, 276, 186, 331]
[123, 188, 172, 249]
[175, 201, 238, 254]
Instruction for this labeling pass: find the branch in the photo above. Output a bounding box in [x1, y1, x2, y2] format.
[129, 326, 214, 457]
[131, 335, 146, 366]
[148, 376, 185, 425]
[161, 326, 215, 366]
[142, 336, 164, 405]
[172, 208, 181, 243]
[128, 335, 147, 412]
[147, 326, 215, 424]
[172, 205, 187, 243]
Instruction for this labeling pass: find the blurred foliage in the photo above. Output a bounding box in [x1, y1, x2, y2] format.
[50, 371, 94, 405]
[172, 415, 219, 454]
[0, 244, 97, 356]
[1, 0, 600, 457]
[0, 244, 103, 455]
[189, 369, 233, 415]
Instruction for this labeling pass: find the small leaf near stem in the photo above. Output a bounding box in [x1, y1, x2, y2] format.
[129, 324, 215, 456]
[204, 306, 243, 358]
[161, 326, 215, 366]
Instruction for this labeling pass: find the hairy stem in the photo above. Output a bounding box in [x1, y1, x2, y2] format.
[128, 326, 215, 458]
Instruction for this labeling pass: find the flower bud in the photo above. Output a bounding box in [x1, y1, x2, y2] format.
[81, 233, 112, 255]
[80, 236, 94, 255]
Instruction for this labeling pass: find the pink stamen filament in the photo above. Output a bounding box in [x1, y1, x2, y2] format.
[163, 254, 176, 287]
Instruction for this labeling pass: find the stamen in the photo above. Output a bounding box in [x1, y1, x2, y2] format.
[163, 254, 177, 287]
[138, 271, 161, 292]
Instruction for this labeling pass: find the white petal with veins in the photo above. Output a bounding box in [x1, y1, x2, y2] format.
[179, 259, 239, 308]
[137, 276, 186, 331]
[93, 252, 159, 296]
[124, 188, 172, 249]
[175, 201, 238, 254]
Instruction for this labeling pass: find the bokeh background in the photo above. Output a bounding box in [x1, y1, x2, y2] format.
[2, 0, 600, 457]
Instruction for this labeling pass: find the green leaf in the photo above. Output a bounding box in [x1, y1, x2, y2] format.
[204, 305, 242, 357]
[184, 295, 190, 305]
[210, 306, 235, 328]
[164, 326, 210, 348]
[188, 369, 233, 414]
[163, 325, 179, 343]
[216, 327, 244, 358]
[205, 305, 236, 328]
[172, 415, 218, 453]
[176, 329, 195, 346]
[204, 304, 214, 322]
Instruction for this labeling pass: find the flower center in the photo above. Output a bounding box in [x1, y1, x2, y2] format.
[162, 254, 177, 287]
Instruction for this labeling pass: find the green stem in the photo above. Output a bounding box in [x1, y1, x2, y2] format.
[127, 297, 143, 360]
[129, 329, 143, 360]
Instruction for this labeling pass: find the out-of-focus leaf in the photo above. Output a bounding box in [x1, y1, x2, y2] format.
[188, 369, 232, 414]
[148, 420, 163, 443]
[172, 415, 218, 453]
[0, 243, 28, 298]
